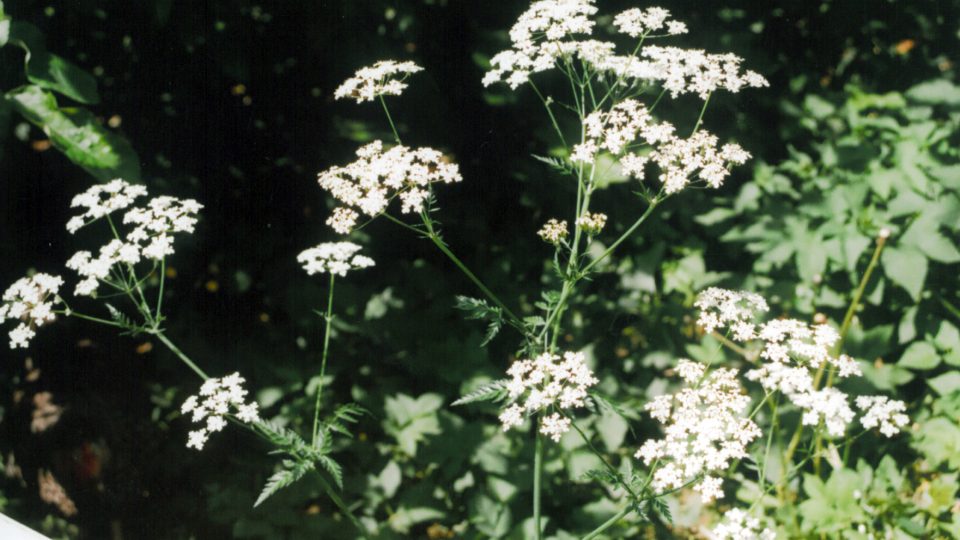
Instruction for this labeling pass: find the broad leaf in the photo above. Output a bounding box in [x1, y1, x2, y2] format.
[881, 246, 927, 300]
[9, 21, 99, 104]
[898, 341, 940, 370]
[7, 85, 140, 181]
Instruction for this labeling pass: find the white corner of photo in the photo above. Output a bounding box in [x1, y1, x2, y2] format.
[0, 513, 51, 539]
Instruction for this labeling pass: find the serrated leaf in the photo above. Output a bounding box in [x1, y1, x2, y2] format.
[452, 379, 510, 406]
[531, 153, 573, 176]
[254, 460, 314, 507]
[316, 454, 343, 489]
[7, 85, 140, 181]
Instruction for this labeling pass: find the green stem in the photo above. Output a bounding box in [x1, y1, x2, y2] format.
[316, 474, 369, 539]
[580, 197, 660, 276]
[533, 427, 544, 540]
[151, 329, 209, 379]
[156, 258, 166, 321]
[690, 93, 711, 137]
[529, 80, 568, 148]
[312, 274, 336, 447]
[582, 505, 633, 540]
[59, 309, 126, 329]
[423, 225, 523, 329]
[567, 417, 637, 498]
[379, 95, 401, 145]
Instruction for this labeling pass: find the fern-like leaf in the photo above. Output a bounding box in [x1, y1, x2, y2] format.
[316, 454, 344, 489]
[452, 379, 510, 406]
[254, 460, 314, 507]
[531, 154, 574, 176]
[454, 296, 504, 346]
[324, 403, 367, 438]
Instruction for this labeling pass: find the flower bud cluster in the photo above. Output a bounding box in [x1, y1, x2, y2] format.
[66, 178, 148, 234]
[613, 7, 688, 38]
[537, 219, 568, 244]
[708, 508, 776, 540]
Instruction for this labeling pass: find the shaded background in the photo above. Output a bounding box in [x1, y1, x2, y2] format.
[0, 1, 958, 538]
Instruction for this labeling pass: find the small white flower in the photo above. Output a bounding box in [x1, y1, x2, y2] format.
[1, 273, 64, 349]
[635, 364, 760, 503]
[539, 412, 571, 442]
[297, 242, 375, 277]
[66, 179, 148, 234]
[334, 60, 423, 103]
[182, 373, 260, 451]
[499, 351, 598, 441]
[856, 395, 909, 437]
[708, 508, 776, 540]
[318, 141, 462, 234]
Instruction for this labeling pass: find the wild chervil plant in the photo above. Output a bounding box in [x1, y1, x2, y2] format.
[0, 1, 918, 538]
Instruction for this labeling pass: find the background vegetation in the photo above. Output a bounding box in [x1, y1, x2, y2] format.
[0, 0, 958, 538]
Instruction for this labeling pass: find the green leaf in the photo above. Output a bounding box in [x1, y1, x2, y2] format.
[454, 295, 504, 346]
[7, 85, 140, 181]
[881, 246, 927, 300]
[315, 454, 343, 489]
[0, 1, 9, 48]
[26, 52, 100, 105]
[388, 506, 444, 534]
[596, 411, 628, 453]
[906, 79, 960, 107]
[912, 417, 960, 469]
[452, 379, 510, 406]
[898, 341, 941, 370]
[929, 372, 960, 396]
[901, 217, 960, 264]
[8, 22, 99, 104]
[383, 393, 443, 457]
[935, 322, 960, 352]
[378, 461, 402, 498]
[254, 460, 314, 507]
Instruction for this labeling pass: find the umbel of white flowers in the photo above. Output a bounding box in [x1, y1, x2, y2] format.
[297, 242, 375, 277]
[696, 287, 909, 438]
[65, 180, 203, 297]
[0, 179, 204, 349]
[181, 373, 260, 451]
[0, 274, 64, 348]
[499, 351, 599, 442]
[318, 141, 463, 234]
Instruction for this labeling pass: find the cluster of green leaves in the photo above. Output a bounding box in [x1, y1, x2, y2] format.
[0, 0, 138, 181]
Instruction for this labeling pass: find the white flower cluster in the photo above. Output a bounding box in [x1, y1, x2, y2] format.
[575, 212, 607, 235]
[318, 140, 462, 234]
[499, 351, 599, 442]
[708, 508, 777, 540]
[569, 99, 674, 163]
[181, 373, 260, 450]
[856, 395, 909, 437]
[537, 219, 568, 244]
[695, 288, 908, 439]
[65, 188, 203, 297]
[636, 360, 760, 503]
[695, 287, 769, 339]
[0, 274, 63, 349]
[66, 178, 148, 234]
[647, 131, 751, 194]
[334, 60, 423, 103]
[612, 7, 688, 38]
[641, 46, 768, 99]
[483, 0, 597, 88]
[568, 99, 750, 193]
[297, 242, 375, 277]
[483, 2, 766, 102]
